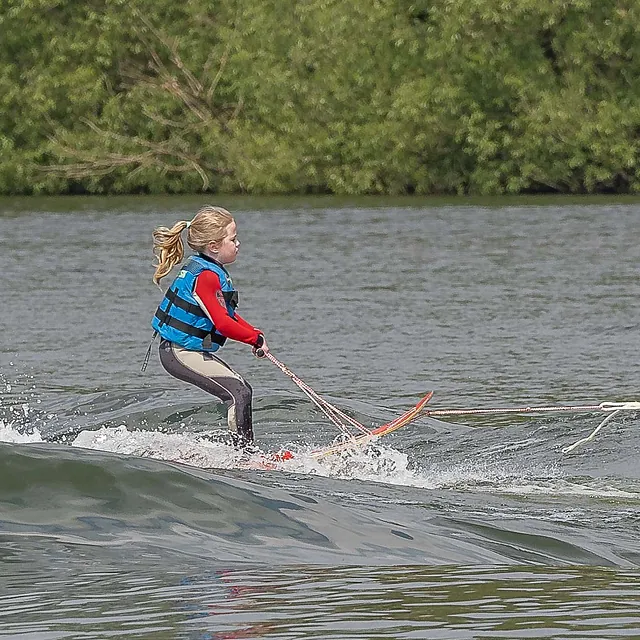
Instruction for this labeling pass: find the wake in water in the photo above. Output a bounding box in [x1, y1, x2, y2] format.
[1, 406, 638, 503]
[2, 371, 640, 500]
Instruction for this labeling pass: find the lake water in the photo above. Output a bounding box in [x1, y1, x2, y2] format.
[1, 195, 639, 638]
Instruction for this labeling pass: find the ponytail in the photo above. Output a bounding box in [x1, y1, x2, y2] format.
[152, 220, 190, 285]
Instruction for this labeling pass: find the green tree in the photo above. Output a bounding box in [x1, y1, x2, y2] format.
[0, 0, 638, 195]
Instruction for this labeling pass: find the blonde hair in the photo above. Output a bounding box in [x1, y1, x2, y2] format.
[152, 205, 234, 285]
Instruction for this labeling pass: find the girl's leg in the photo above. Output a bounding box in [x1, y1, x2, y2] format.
[159, 339, 254, 445]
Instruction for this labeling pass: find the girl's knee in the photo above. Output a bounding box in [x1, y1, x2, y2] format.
[225, 378, 251, 406]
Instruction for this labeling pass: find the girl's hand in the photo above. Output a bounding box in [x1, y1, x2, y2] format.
[253, 335, 269, 358]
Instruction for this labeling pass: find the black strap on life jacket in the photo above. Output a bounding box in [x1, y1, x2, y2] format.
[153, 283, 232, 350]
[156, 288, 238, 325]
[155, 287, 208, 327]
[140, 330, 158, 373]
[152, 310, 227, 344]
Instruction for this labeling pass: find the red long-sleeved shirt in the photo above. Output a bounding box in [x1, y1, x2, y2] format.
[193, 270, 262, 346]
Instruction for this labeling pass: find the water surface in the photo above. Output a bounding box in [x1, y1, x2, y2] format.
[1, 196, 639, 638]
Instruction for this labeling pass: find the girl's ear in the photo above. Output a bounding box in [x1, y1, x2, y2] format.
[207, 241, 219, 254]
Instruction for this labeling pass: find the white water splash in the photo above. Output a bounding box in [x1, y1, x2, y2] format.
[72, 425, 246, 469]
[0, 420, 44, 443]
[67, 423, 417, 481]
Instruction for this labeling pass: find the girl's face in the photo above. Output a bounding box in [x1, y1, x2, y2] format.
[210, 220, 240, 264]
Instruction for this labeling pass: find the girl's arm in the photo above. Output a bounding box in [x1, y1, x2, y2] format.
[194, 271, 262, 346]
[233, 312, 260, 333]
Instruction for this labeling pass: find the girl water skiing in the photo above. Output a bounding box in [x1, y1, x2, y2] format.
[150, 205, 268, 447]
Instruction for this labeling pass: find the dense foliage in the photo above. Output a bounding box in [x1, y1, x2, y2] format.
[1, 0, 639, 195]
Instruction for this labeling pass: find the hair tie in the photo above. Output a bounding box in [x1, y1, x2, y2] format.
[185, 219, 192, 229]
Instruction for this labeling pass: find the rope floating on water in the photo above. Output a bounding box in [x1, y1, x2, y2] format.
[423, 401, 640, 418]
[422, 401, 640, 453]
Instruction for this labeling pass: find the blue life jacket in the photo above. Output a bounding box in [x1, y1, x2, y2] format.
[152, 254, 238, 352]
